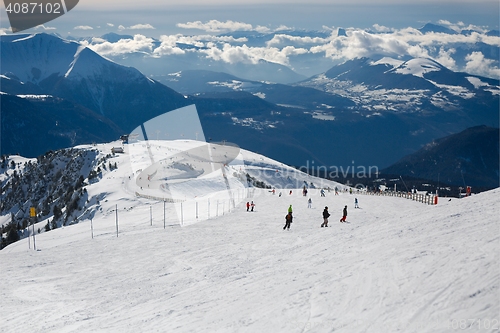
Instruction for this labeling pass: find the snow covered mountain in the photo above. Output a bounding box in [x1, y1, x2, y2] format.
[0, 139, 498, 332]
[0, 33, 190, 131]
[298, 57, 499, 122]
[159, 59, 499, 172]
[1, 33, 498, 176]
[164, 57, 499, 123]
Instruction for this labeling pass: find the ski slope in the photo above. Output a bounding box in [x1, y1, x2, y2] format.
[0, 140, 498, 333]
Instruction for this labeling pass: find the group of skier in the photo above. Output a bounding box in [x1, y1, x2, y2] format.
[283, 197, 352, 230]
[321, 205, 347, 227]
[283, 204, 293, 230]
[249, 189, 357, 230]
[246, 201, 255, 212]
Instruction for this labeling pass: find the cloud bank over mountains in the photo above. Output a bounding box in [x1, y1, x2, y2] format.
[79, 19, 500, 79]
[1, 16, 492, 79]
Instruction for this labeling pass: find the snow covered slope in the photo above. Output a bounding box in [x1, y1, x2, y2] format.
[0, 140, 498, 333]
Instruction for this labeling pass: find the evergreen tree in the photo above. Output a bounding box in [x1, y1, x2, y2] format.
[6, 226, 20, 244]
[77, 175, 85, 190]
[53, 205, 62, 220]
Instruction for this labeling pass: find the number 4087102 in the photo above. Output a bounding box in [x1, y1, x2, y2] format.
[449, 319, 499, 330]
[5, 2, 63, 15]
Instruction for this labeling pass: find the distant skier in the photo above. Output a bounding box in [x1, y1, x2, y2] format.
[289, 190, 293, 195]
[251, 201, 255, 212]
[335, 187, 339, 195]
[284, 212, 293, 230]
[354, 198, 359, 208]
[340, 205, 348, 222]
[320, 189, 325, 197]
[246, 202, 250, 212]
[349, 188, 353, 195]
[321, 206, 330, 227]
[308, 198, 312, 208]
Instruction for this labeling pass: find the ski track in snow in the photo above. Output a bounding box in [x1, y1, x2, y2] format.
[0, 142, 498, 333]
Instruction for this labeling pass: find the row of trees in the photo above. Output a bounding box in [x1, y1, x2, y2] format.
[0, 148, 119, 249]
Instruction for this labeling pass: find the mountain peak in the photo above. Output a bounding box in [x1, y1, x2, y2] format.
[1, 32, 144, 83]
[418, 23, 457, 35]
[391, 58, 444, 78]
[370, 57, 404, 69]
[1, 33, 80, 83]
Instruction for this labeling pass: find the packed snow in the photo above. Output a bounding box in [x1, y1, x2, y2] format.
[0, 140, 498, 333]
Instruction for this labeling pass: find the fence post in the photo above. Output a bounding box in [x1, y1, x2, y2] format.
[181, 202, 184, 225]
[196, 202, 199, 220]
[163, 200, 166, 229]
[150, 205, 153, 226]
[115, 204, 119, 237]
[91, 218, 94, 239]
[32, 225, 36, 251]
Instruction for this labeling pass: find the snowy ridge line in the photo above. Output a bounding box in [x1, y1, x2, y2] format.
[358, 190, 437, 205]
[135, 192, 186, 203]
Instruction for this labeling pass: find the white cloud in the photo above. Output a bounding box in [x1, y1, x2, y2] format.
[107, 23, 114, 27]
[86, 34, 155, 56]
[275, 25, 293, 31]
[129, 24, 155, 30]
[465, 51, 500, 78]
[35, 24, 57, 30]
[372, 24, 394, 33]
[436, 19, 489, 34]
[305, 25, 499, 76]
[177, 19, 270, 33]
[118, 24, 155, 31]
[200, 43, 307, 66]
[74, 25, 93, 30]
[435, 47, 457, 70]
[77, 19, 499, 80]
[153, 35, 188, 56]
[310, 30, 412, 60]
[266, 34, 331, 47]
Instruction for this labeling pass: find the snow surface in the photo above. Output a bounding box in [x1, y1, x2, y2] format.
[392, 58, 443, 78]
[16, 94, 53, 100]
[370, 57, 404, 69]
[0, 140, 499, 333]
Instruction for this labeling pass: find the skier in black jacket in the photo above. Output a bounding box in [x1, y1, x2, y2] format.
[284, 212, 293, 230]
[321, 207, 330, 227]
[340, 205, 348, 222]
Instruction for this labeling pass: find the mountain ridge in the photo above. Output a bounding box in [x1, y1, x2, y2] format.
[382, 125, 500, 188]
[1, 33, 498, 177]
